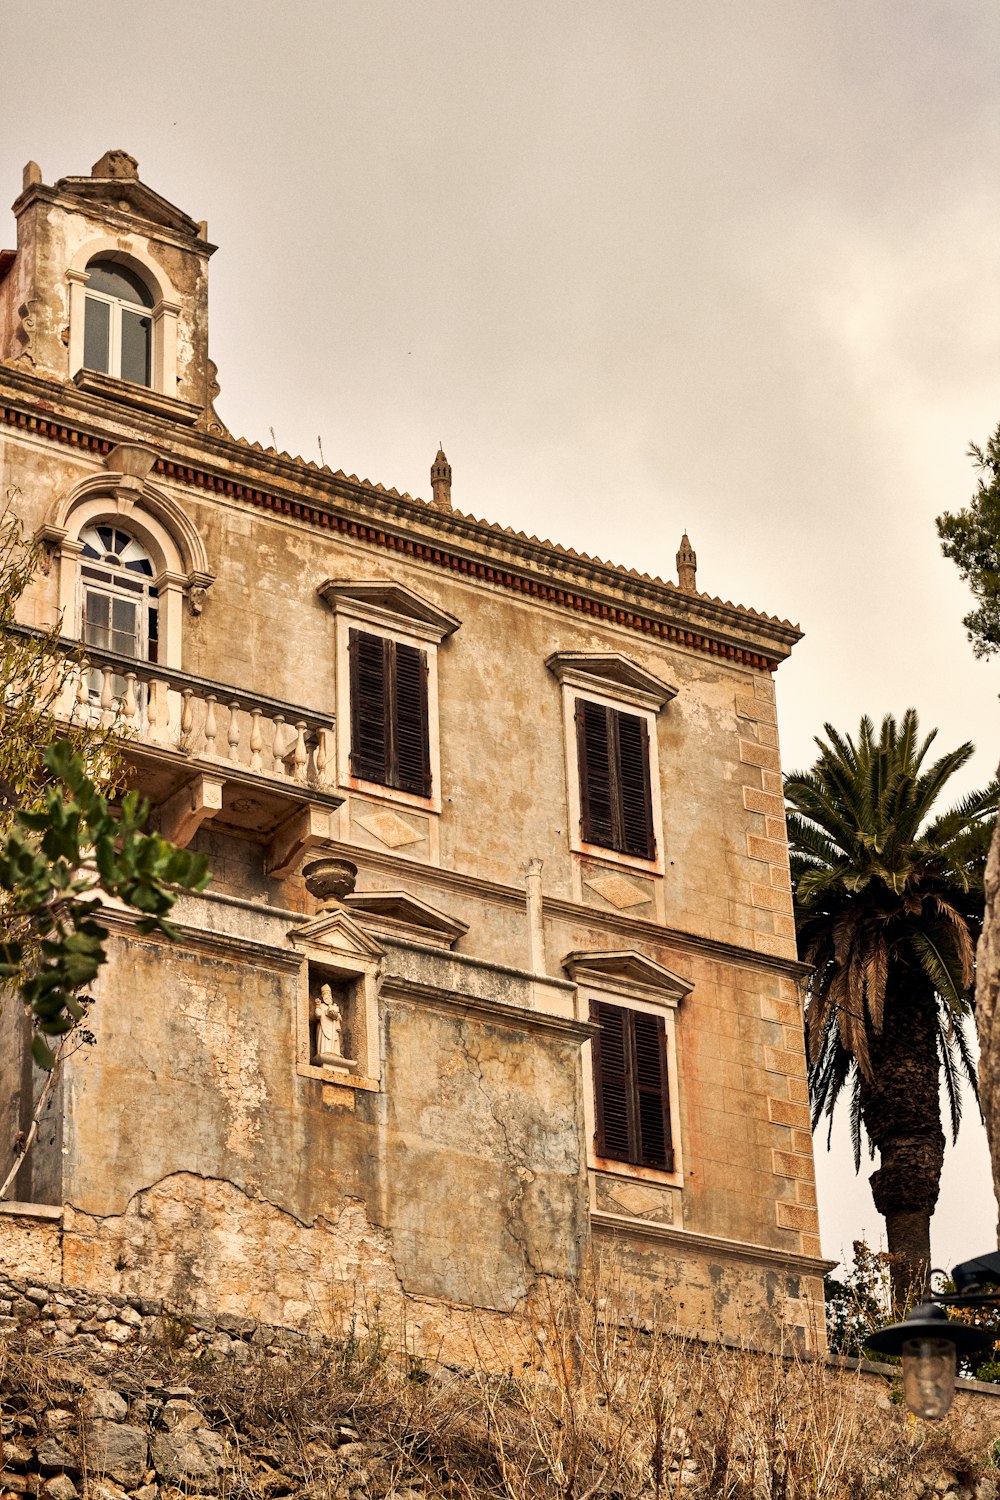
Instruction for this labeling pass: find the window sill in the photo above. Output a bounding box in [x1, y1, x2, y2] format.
[296, 1060, 380, 1092]
[73, 367, 202, 425]
[591, 1155, 684, 1190]
[574, 839, 662, 874]
[344, 774, 441, 817]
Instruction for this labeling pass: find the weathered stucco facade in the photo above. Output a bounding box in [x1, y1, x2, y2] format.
[0, 152, 828, 1354]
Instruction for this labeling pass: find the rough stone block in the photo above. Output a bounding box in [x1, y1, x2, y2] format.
[795, 1180, 818, 1208]
[767, 1097, 811, 1130]
[787, 1077, 809, 1104]
[151, 1429, 225, 1487]
[771, 1150, 814, 1181]
[751, 883, 793, 914]
[760, 997, 800, 1027]
[761, 769, 783, 793]
[83, 1390, 128, 1422]
[85, 1420, 148, 1485]
[739, 738, 782, 772]
[743, 786, 784, 816]
[747, 835, 788, 865]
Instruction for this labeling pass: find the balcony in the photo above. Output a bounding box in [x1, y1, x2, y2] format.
[31, 630, 343, 878]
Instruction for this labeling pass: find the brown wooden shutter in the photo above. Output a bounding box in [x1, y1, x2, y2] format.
[349, 629, 389, 782]
[632, 1010, 673, 1170]
[393, 640, 431, 796]
[592, 1001, 631, 1162]
[592, 1002, 672, 1170]
[616, 710, 655, 859]
[576, 699, 616, 848]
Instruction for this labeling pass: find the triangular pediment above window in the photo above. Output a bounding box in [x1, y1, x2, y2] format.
[546, 652, 677, 711]
[342, 890, 468, 950]
[289, 908, 385, 960]
[563, 949, 693, 1006]
[318, 579, 460, 642]
[56, 176, 204, 240]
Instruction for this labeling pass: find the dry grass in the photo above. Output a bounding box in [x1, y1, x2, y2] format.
[1, 1271, 997, 1499]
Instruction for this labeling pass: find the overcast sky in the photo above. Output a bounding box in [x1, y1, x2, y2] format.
[3, 0, 999, 1276]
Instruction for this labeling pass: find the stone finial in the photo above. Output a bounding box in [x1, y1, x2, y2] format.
[430, 445, 453, 512]
[91, 150, 139, 181]
[22, 161, 41, 190]
[676, 532, 697, 594]
[302, 856, 358, 910]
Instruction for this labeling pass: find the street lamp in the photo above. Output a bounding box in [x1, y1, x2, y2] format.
[865, 1251, 1000, 1419]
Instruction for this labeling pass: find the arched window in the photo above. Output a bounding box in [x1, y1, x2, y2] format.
[83, 259, 154, 387]
[79, 524, 159, 664]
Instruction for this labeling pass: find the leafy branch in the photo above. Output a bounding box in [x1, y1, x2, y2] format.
[0, 740, 209, 1071]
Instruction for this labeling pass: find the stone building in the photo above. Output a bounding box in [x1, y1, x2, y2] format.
[0, 152, 827, 1354]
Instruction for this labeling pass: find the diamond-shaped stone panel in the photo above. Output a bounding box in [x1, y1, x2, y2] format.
[595, 1175, 675, 1223]
[353, 808, 425, 849]
[584, 871, 652, 910]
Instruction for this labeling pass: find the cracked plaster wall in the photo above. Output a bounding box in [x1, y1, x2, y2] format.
[56, 928, 588, 1328]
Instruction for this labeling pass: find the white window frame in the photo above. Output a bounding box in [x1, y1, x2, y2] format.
[78, 524, 159, 665]
[40, 452, 214, 673]
[565, 950, 690, 1198]
[83, 281, 153, 386]
[319, 580, 460, 818]
[547, 652, 677, 877]
[66, 240, 182, 398]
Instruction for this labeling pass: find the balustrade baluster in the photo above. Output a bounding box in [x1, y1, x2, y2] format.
[228, 701, 241, 762]
[180, 689, 195, 753]
[122, 673, 138, 726]
[272, 716, 286, 776]
[314, 727, 328, 785]
[250, 708, 263, 771]
[204, 695, 218, 758]
[100, 666, 115, 727]
[146, 678, 160, 742]
[75, 659, 89, 715]
[292, 721, 308, 783]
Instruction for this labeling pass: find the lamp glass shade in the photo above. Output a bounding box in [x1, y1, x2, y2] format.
[901, 1338, 956, 1420]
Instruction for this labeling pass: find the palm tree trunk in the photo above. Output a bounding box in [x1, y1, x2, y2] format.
[976, 814, 1000, 1245]
[859, 981, 945, 1304]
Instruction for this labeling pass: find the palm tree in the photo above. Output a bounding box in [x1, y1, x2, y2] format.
[785, 711, 997, 1300]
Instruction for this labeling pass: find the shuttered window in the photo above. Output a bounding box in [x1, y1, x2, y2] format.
[575, 699, 655, 859]
[349, 629, 431, 796]
[591, 1001, 673, 1171]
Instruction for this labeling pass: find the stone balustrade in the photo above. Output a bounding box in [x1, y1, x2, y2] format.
[26, 632, 337, 793]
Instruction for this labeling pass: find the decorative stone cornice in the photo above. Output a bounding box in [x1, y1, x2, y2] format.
[0, 367, 803, 669]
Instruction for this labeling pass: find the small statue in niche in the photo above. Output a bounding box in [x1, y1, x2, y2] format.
[313, 982, 347, 1064]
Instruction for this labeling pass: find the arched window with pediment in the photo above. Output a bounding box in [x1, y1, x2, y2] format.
[82, 259, 155, 388]
[40, 453, 215, 674]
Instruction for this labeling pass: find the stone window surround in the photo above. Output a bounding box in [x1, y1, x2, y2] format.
[319, 580, 460, 818]
[564, 950, 689, 1195]
[547, 652, 676, 878]
[39, 450, 214, 671]
[65, 236, 182, 398]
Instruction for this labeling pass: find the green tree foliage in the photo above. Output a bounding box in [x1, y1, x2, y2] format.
[0, 500, 209, 1196]
[937, 424, 1000, 657]
[824, 1240, 895, 1357]
[786, 712, 997, 1299]
[0, 740, 208, 1071]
